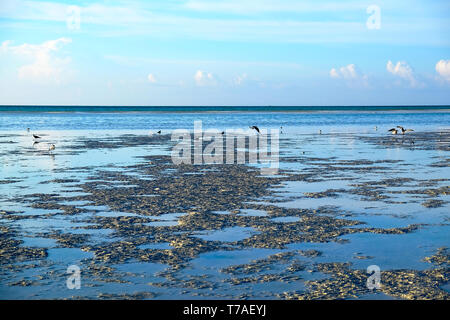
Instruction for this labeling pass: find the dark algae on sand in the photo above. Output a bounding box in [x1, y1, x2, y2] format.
[0, 130, 449, 299]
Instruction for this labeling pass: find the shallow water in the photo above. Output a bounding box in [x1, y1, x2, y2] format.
[0, 111, 449, 299]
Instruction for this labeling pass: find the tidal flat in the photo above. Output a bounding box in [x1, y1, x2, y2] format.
[0, 125, 449, 300]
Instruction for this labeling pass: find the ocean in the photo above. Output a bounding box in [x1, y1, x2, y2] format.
[0, 107, 449, 299]
[0, 105, 449, 131]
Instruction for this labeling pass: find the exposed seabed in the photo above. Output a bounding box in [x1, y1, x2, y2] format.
[0, 129, 449, 299]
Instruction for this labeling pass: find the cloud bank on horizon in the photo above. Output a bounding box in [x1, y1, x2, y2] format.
[0, 0, 449, 105]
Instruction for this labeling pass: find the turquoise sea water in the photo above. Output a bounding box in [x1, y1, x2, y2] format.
[0, 109, 449, 299]
[1, 105, 449, 113]
[0, 106, 449, 131]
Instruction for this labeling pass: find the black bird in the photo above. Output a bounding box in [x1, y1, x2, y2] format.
[249, 126, 260, 134]
[32, 134, 42, 139]
[157, 130, 161, 134]
[221, 131, 225, 135]
[397, 126, 414, 135]
[388, 128, 398, 135]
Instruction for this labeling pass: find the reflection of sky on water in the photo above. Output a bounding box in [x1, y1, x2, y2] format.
[288, 226, 450, 271]
[0, 112, 448, 299]
[193, 227, 258, 242]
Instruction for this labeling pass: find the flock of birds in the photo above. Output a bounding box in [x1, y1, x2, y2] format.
[154, 126, 264, 138]
[388, 126, 414, 135]
[25, 124, 416, 155]
[27, 128, 55, 152]
[148, 125, 415, 137]
[387, 126, 416, 145]
[250, 125, 414, 137]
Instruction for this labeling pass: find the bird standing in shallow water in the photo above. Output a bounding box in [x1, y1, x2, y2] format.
[48, 144, 56, 151]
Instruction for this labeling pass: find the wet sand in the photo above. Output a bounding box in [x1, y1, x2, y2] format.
[0, 129, 449, 299]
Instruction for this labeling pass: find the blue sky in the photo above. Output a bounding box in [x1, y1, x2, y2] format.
[0, 0, 449, 106]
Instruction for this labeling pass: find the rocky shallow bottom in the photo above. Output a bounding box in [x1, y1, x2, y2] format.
[0, 130, 449, 299]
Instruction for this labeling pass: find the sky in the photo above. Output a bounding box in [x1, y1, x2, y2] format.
[0, 0, 449, 106]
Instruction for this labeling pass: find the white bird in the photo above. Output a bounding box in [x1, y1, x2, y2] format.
[48, 144, 56, 151]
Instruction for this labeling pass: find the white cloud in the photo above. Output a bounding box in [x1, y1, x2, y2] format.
[435, 59, 450, 82]
[1, 38, 72, 83]
[386, 60, 419, 87]
[1, 0, 447, 45]
[194, 70, 216, 86]
[329, 68, 339, 78]
[184, 0, 365, 14]
[147, 73, 157, 83]
[330, 64, 358, 79]
[329, 64, 368, 86]
[1, 40, 12, 52]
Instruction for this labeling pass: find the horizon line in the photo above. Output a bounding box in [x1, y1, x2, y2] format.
[1, 105, 449, 108]
[1, 105, 450, 114]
